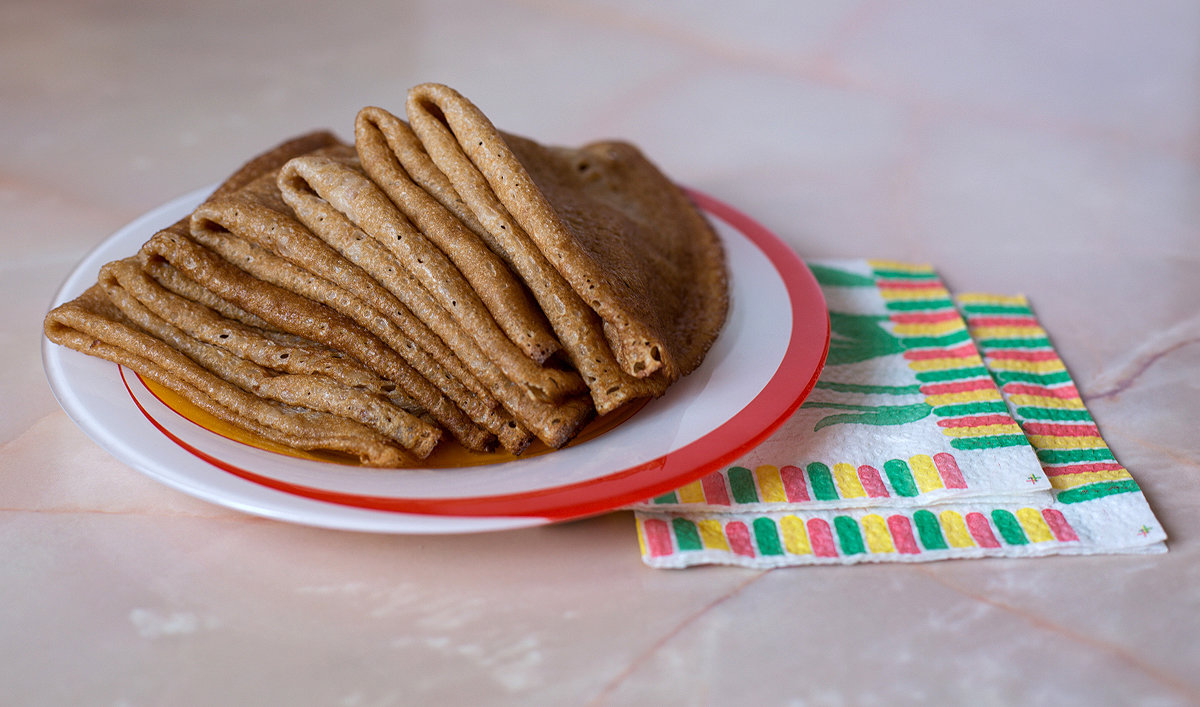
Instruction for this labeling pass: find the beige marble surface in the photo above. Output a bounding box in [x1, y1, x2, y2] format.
[4, 0, 1199, 703]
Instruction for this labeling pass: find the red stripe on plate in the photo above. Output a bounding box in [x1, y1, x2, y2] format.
[121, 189, 831, 522]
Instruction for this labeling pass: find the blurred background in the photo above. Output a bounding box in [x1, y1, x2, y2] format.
[3, 1, 1198, 703]
[8, 1, 1196, 253]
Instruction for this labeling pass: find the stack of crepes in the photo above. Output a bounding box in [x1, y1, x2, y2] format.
[43, 83, 728, 466]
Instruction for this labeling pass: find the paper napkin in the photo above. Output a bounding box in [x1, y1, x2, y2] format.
[630, 260, 1166, 568]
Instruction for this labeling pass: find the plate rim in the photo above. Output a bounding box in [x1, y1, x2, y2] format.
[42, 186, 829, 531]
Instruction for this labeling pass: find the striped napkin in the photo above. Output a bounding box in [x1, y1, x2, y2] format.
[629, 260, 1166, 568]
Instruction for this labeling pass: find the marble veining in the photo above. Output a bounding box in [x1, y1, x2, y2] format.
[2, 0, 1197, 703]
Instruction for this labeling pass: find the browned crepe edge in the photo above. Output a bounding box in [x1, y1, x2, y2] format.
[406, 84, 714, 381]
[100, 258, 437, 452]
[280, 152, 590, 404]
[277, 157, 593, 448]
[404, 86, 672, 413]
[190, 168, 531, 453]
[137, 226, 495, 453]
[355, 106, 561, 364]
[44, 285, 413, 467]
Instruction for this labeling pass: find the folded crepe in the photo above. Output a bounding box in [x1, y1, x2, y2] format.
[276, 150, 595, 448]
[107, 257, 424, 412]
[137, 225, 495, 453]
[45, 133, 445, 465]
[99, 257, 437, 456]
[186, 148, 515, 452]
[402, 84, 727, 409]
[355, 106, 562, 366]
[43, 83, 730, 467]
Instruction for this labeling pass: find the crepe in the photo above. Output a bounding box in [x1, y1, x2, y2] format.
[44, 133, 446, 465]
[103, 257, 424, 410]
[137, 225, 497, 453]
[377, 109, 662, 412]
[43, 84, 730, 467]
[46, 282, 422, 467]
[356, 106, 562, 365]
[99, 258, 437, 455]
[277, 151, 596, 448]
[188, 152, 522, 452]
[402, 84, 727, 412]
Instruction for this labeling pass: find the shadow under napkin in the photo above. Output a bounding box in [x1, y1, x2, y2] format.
[629, 259, 1165, 568]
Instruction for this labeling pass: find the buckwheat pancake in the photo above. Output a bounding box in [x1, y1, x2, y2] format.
[191, 156, 560, 453]
[44, 132, 447, 465]
[98, 258, 438, 457]
[45, 283, 418, 467]
[278, 152, 596, 447]
[137, 226, 495, 453]
[182, 137, 508, 452]
[356, 106, 561, 365]
[141, 256, 283, 333]
[405, 83, 727, 386]
[186, 218, 500, 431]
[279, 151, 584, 404]
[44, 85, 730, 468]
[102, 256, 428, 417]
[393, 112, 666, 412]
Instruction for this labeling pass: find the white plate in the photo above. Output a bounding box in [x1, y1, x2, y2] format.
[42, 187, 829, 533]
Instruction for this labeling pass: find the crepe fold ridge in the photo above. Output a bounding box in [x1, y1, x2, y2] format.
[404, 83, 726, 386]
[45, 282, 418, 467]
[98, 258, 437, 455]
[356, 106, 563, 366]
[277, 152, 595, 448]
[187, 157, 515, 452]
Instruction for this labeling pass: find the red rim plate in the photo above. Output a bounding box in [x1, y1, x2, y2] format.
[46, 187, 830, 528]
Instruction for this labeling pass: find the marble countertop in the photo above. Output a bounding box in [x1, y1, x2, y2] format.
[4, 1, 1198, 703]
